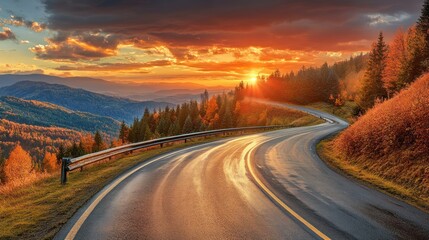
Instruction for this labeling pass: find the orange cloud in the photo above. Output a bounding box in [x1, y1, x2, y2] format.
[30, 36, 118, 61]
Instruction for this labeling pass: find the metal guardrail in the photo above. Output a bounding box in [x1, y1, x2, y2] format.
[60, 125, 284, 184]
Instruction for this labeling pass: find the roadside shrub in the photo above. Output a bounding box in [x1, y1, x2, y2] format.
[334, 73, 429, 195]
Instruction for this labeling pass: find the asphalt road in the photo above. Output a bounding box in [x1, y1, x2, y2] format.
[57, 101, 429, 240]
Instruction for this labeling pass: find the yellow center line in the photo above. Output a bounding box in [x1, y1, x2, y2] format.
[245, 133, 331, 240]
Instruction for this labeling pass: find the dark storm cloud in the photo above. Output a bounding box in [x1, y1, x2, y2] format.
[38, 0, 422, 60]
[43, 0, 420, 32]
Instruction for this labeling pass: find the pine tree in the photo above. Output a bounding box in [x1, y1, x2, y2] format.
[128, 118, 140, 143]
[118, 120, 129, 144]
[143, 123, 152, 140]
[417, 0, 429, 70]
[358, 32, 388, 110]
[93, 131, 104, 152]
[200, 90, 209, 116]
[182, 115, 193, 133]
[69, 142, 81, 157]
[404, 1, 429, 84]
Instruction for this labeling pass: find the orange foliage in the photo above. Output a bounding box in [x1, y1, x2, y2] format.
[4, 144, 33, 183]
[80, 133, 95, 153]
[383, 29, 408, 95]
[0, 119, 83, 161]
[205, 96, 218, 120]
[110, 138, 123, 147]
[43, 152, 58, 173]
[334, 73, 429, 196]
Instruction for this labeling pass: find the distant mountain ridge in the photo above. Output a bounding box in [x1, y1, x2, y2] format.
[0, 74, 229, 102]
[0, 96, 120, 135]
[0, 81, 174, 123]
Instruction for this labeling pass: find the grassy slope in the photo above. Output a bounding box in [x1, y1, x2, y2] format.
[306, 100, 359, 123]
[318, 138, 429, 211]
[317, 74, 429, 211]
[0, 109, 321, 239]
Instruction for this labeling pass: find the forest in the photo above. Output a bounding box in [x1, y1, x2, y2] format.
[0, 86, 316, 189]
[249, 2, 428, 113]
[249, 54, 367, 105]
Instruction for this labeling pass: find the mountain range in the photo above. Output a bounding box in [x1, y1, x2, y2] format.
[0, 74, 229, 102]
[0, 96, 120, 135]
[0, 81, 174, 123]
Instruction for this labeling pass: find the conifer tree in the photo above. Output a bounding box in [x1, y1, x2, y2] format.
[182, 115, 193, 133]
[358, 32, 388, 110]
[119, 120, 129, 143]
[417, 0, 429, 69]
[93, 131, 104, 152]
[404, 0, 429, 84]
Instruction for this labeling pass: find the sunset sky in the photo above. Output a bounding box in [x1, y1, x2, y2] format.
[0, 0, 423, 86]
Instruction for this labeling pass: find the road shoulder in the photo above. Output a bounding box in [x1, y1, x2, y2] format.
[317, 136, 429, 213]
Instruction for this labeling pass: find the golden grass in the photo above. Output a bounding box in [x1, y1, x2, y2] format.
[307, 101, 359, 123]
[317, 137, 429, 212]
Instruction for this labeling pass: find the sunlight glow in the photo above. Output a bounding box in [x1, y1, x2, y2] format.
[249, 75, 258, 85]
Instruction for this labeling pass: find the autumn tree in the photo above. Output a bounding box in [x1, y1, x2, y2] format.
[43, 151, 58, 173]
[204, 96, 219, 127]
[4, 144, 33, 183]
[80, 133, 95, 154]
[358, 32, 388, 110]
[383, 29, 408, 97]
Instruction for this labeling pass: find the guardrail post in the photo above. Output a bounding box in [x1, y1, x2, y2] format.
[61, 157, 71, 185]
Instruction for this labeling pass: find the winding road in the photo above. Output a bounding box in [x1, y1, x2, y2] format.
[56, 102, 429, 240]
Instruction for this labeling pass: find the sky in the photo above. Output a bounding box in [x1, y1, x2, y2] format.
[0, 0, 424, 86]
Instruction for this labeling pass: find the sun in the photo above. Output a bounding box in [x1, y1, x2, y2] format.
[247, 71, 260, 85]
[249, 76, 258, 85]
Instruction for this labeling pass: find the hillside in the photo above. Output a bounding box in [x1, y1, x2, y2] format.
[0, 81, 173, 123]
[0, 119, 84, 169]
[331, 73, 429, 203]
[0, 96, 120, 135]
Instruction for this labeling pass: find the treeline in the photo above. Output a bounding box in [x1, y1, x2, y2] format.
[120, 90, 239, 143]
[250, 1, 429, 112]
[56, 131, 108, 159]
[248, 54, 366, 104]
[358, 2, 429, 110]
